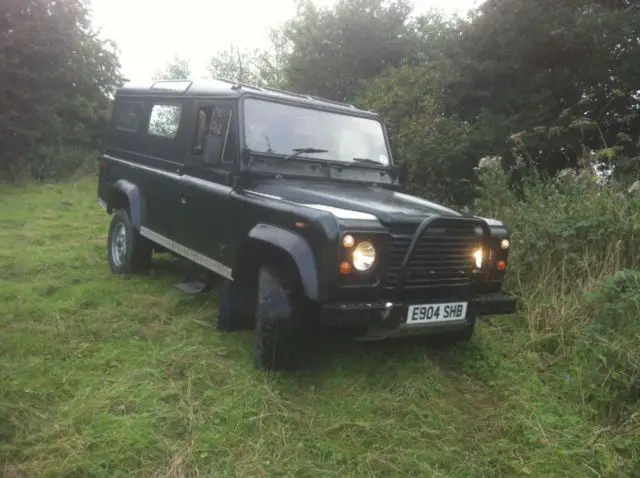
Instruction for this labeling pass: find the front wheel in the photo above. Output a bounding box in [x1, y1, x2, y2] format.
[253, 264, 305, 371]
[107, 209, 152, 274]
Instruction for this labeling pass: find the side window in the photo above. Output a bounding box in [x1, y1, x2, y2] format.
[191, 104, 234, 164]
[148, 104, 182, 139]
[114, 101, 142, 132]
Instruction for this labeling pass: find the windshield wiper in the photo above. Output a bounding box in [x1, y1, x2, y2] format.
[336, 157, 387, 169]
[353, 157, 383, 165]
[284, 147, 329, 161]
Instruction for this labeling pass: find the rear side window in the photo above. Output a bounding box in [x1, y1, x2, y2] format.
[114, 101, 143, 132]
[147, 104, 182, 139]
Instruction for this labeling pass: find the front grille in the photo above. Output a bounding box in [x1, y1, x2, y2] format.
[385, 223, 481, 291]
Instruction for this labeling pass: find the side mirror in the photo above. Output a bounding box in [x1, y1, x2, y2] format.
[203, 135, 224, 165]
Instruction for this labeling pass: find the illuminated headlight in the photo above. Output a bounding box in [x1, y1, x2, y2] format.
[352, 241, 376, 271]
[473, 247, 483, 269]
[500, 239, 510, 250]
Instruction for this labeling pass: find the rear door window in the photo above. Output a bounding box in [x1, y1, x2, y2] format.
[114, 101, 143, 132]
[144, 102, 185, 160]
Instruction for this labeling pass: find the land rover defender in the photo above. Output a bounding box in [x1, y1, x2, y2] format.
[97, 79, 517, 371]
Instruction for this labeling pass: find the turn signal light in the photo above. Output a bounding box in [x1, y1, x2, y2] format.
[496, 260, 507, 272]
[340, 261, 352, 275]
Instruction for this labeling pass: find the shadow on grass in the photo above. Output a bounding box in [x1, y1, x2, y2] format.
[148, 254, 193, 278]
[146, 253, 491, 379]
[301, 330, 487, 372]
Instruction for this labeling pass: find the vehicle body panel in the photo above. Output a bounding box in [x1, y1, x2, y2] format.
[245, 178, 463, 224]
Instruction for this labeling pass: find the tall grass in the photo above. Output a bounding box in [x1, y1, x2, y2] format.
[0, 176, 638, 476]
[474, 167, 640, 434]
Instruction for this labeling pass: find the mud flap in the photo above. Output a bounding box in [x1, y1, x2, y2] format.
[175, 279, 211, 294]
[174, 265, 217, 294]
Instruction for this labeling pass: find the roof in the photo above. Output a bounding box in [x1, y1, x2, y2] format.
[115, 78, 378, 117]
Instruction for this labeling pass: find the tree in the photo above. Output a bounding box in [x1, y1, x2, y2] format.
[207, 42, 285, 88]
[358, 62, 477, 205]
[0, 0, 122, 180]
[279, 0, 417, 101]
[208, 43, 258, 84]
[447, 0, 640, 176]
[153, 56, 192, 80]
[356, 0, 640, 202]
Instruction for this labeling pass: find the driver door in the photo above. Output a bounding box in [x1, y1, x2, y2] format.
[174, 99, 238, 269]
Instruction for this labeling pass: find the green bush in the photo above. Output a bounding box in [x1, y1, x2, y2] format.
[22, 145, 99, 182]
[574, 270, 640, 417]
[474, 166, 640, 298]
[474, 165, 640, 424]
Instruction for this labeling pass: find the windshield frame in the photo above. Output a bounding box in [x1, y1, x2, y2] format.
[238, 94, 394, 168]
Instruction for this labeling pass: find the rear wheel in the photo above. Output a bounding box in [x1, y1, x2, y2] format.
[253, 263, 305, 371]
[107, 209, 152, 274]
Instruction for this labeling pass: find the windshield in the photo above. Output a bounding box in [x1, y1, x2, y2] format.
[243, 97, 391, 165]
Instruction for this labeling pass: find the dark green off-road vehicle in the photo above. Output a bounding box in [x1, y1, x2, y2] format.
[97, 79, 517, 371]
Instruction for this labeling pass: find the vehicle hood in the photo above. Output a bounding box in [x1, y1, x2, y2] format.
[246, 179, 468, 224]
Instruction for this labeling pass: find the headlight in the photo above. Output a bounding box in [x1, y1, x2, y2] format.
[473, 247, 483, 269]
[352, 241, 376, 271]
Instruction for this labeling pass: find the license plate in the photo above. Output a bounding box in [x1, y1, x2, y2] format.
[406, 302, 468, 325]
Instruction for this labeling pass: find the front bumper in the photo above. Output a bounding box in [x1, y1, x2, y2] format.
[319, 293, 517, 330]
[321, 215, 517, 337]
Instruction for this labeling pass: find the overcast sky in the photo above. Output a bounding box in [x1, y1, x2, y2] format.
[91, 0, 480, 82]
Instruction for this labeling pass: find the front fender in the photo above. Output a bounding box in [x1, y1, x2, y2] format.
[110, 179, 145, 229]
[248, 223, 319, 300]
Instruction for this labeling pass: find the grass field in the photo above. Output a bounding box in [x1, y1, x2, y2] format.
[0, 178, 635, 477]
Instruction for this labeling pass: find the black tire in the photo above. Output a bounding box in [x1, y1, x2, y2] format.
[253, 264, 305, 371]
[107, 209, 152, 274]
